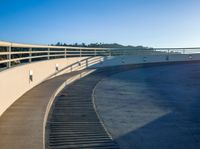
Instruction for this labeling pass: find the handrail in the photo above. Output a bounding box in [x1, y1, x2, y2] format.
[0, 41, 110, 70]
[1, 41, 200, 70]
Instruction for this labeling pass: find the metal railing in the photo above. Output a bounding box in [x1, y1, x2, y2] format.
[0, 41, 110, 70]
[1, 41, 200, 70]
[109, 47, 200, 56]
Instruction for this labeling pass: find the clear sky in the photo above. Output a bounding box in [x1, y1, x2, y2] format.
[0, 0, 200, 47]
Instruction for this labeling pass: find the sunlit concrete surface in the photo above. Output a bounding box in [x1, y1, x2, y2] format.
[0, 70, 92, 149]
[94, 63, 200, 149]
[0, 57, 91, 116]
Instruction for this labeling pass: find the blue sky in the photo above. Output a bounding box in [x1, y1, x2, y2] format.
[0, 0, 200, 47]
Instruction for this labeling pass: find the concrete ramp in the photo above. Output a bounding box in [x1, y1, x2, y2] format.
[0, 70, 93, 149]
[46, 69, 121, 149]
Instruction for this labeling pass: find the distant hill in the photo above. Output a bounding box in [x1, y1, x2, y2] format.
[52, 42, 154, 50]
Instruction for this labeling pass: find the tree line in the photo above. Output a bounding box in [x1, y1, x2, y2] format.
[51, 42, 154, 50]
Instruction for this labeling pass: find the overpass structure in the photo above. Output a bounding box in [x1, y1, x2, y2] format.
[1, 41, 200, 149]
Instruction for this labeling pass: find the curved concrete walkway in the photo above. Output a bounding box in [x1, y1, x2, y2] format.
[1, 61, 199, 149]
[0, 64, 138, 149]
[46, 68, 124, 149]
[0, 70, 93, 149]
[94, 63, 200, 149]
[46, 63, 183, 148]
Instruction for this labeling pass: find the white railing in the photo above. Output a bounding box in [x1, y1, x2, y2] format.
[0, 41, 110, 70]
[109, 47, 200, 56]
[1, 41, 200, 70]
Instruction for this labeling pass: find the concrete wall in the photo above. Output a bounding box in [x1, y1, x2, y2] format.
[91, 54, 200, 68]
[0, 57, 91, 116]
[1, 54, 200, 116]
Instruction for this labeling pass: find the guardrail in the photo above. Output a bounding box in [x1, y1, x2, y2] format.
[1, 41, 200, 70]
[109, 47, 200, 56]
[0, 41, 110, 70]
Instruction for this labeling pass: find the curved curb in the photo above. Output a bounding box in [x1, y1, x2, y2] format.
[92, 78, 115, 140]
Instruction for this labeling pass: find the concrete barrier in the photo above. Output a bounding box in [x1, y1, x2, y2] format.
[0, 57, 91, 116]
[1, 53, 200, 117]
[91, 54, 200, 68]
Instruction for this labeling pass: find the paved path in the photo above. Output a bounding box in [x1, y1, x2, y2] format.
[94, 63, 200, 149]
[0, 70, 92, 149]
[0, 65, 135, 149]
[1, 61, 199, 149]
[46, 69, 123, 149]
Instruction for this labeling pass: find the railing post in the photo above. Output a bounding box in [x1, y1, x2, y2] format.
[29, 48, 32, 63]
[166, 49, 169, 61]
[48, 48, 50, 60]
[94, 49, 97, 56]
[7, 46, 11, 68]
[183, 49, 185, 54]
[109, 50, 111, 56]
[64, 48, 67, 58]
[80, 49, 82, 57]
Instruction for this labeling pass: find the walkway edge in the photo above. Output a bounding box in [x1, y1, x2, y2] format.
[43, 69, 96, 149]
[92, 78, 115, 140]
